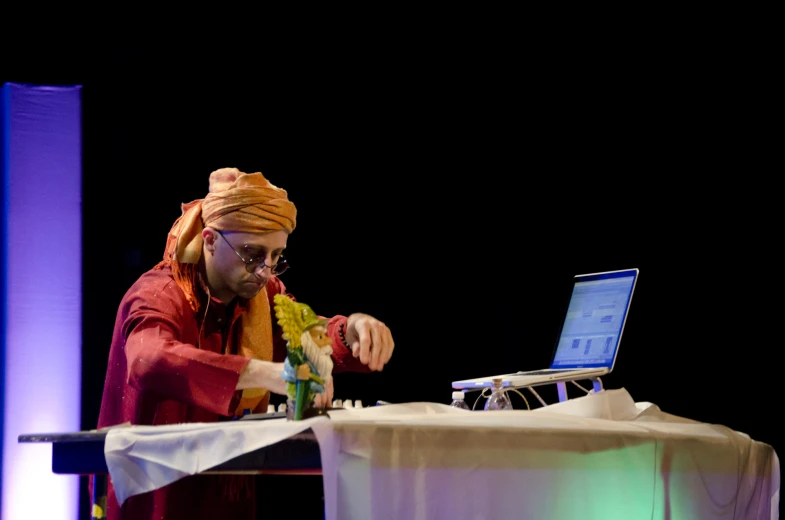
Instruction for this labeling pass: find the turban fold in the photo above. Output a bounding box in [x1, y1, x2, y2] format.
[155, 167, 297, 416]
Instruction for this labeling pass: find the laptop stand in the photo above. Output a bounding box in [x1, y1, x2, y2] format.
[461, 376, 606, 409]
[555, 377, 604, 402]
[517, 376, 605, 408]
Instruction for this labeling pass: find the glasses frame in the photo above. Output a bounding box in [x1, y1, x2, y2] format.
[214, 229, 289, 276]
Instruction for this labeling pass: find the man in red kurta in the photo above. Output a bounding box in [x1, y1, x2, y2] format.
[95, 167, 395, 519]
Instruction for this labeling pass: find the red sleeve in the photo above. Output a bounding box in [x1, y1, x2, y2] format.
[326, 316, 372, 374]
[122, 280, 250, 416]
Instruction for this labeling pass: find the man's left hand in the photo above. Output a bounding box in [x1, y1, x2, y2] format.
[346, 313, 395, 371]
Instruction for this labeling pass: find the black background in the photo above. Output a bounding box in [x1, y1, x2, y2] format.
[3, 22, 780, 518]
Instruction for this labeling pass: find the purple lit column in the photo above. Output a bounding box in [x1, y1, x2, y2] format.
[1, 83, 82, 520]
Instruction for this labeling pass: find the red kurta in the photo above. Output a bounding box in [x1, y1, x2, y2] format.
[96, 265, 369, 519]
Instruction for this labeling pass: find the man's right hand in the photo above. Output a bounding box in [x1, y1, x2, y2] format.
[237, 360, 288, 396]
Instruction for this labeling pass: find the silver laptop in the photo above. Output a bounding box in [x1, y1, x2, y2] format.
[452, 268, 639, 390]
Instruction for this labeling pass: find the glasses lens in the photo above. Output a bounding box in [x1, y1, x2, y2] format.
[272, 258, 288, 275]
[245, 258, 288, 275]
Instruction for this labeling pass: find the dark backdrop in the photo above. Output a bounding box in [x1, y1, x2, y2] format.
[3, 31, 779, 517]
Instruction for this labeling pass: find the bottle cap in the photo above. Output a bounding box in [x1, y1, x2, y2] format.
[452, 391, 465, 400]
[354, 400, 363, 408]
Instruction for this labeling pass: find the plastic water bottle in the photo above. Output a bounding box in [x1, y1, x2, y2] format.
[450, 391, 470, 410]
[484, 378, 513, 410]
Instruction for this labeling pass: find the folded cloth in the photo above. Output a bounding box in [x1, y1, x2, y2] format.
[105, 416, 325, 505]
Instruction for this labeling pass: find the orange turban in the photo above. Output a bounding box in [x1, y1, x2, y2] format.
[172, 167, 297, 265]
[155, 167, 297, 415]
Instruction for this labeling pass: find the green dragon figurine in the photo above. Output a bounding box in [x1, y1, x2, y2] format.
[273, 294, 334, 420]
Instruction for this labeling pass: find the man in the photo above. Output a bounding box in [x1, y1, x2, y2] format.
[95, 167, 395, 519]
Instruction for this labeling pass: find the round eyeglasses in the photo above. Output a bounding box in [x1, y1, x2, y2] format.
[214, 230, 289, 275]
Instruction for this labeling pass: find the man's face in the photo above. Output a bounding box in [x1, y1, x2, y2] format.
[204, 228, 288, 301]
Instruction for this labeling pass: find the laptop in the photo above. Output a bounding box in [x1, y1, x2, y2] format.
[452, 268, 639, 390]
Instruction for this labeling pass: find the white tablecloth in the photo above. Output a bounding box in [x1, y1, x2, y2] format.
[103, 416, 323, 505]
[105, 389, 780, 519]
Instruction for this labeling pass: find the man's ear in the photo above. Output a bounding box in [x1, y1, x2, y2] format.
[203, 228, 217, 253]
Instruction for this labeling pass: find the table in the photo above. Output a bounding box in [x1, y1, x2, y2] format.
[18, 428, 322, 475]
[19, 390, 781, 520]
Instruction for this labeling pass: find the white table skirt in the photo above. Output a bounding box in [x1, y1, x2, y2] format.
[104, 389, 780, 519]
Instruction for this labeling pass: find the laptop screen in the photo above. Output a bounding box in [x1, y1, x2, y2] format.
[550, 269, 638, 370]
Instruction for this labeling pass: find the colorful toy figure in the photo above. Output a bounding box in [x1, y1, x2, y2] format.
[273, 294, 334, 420]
